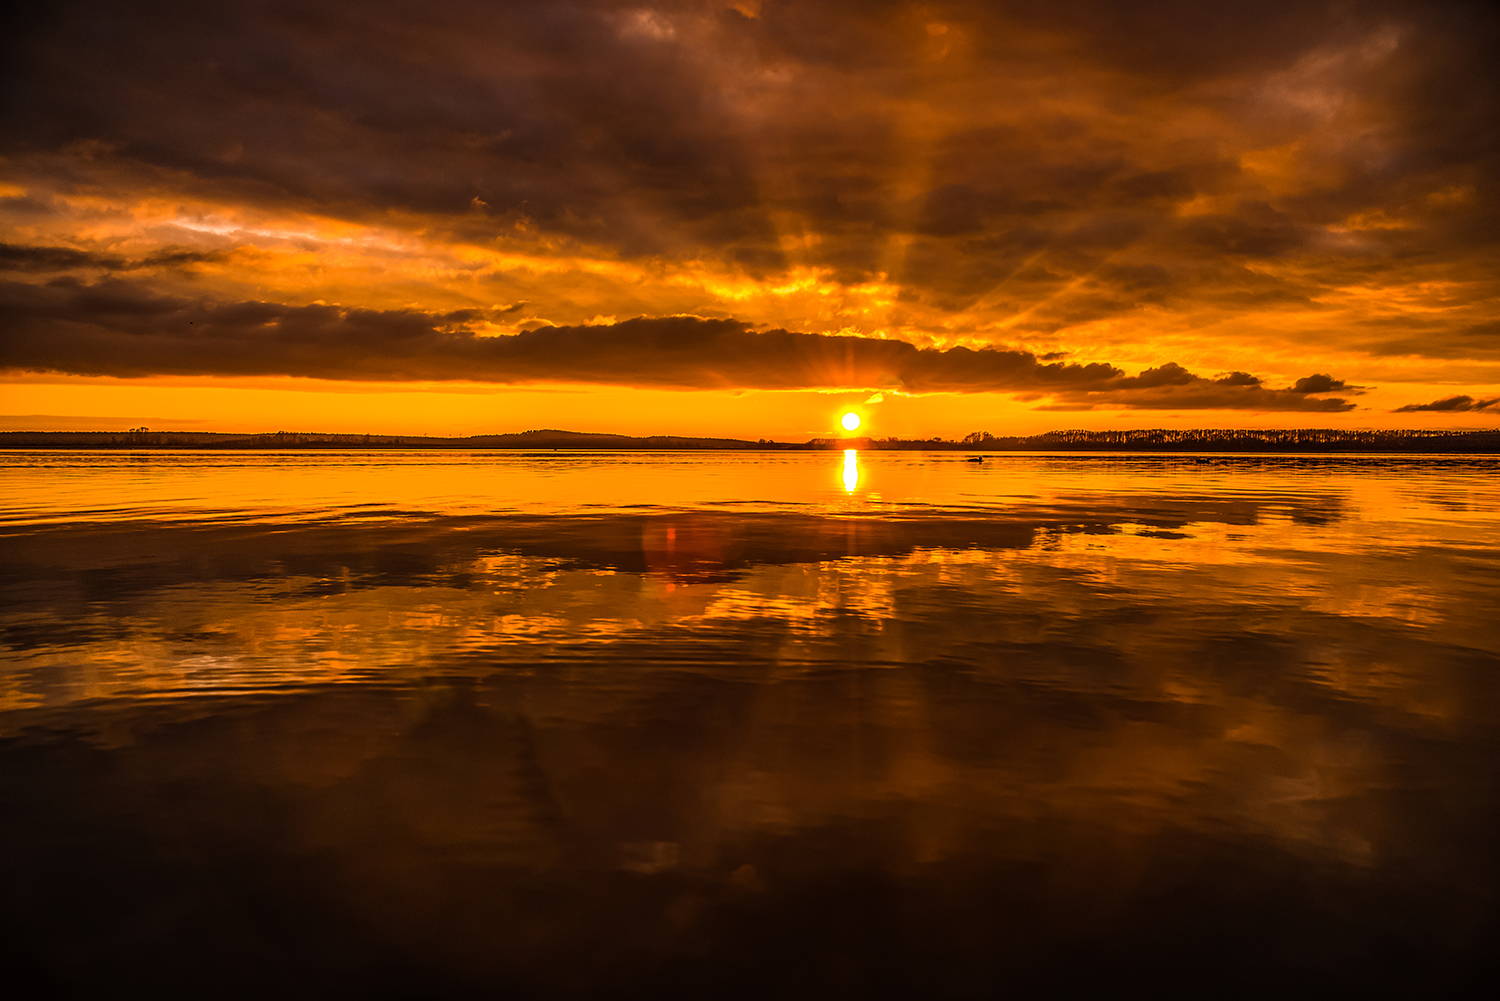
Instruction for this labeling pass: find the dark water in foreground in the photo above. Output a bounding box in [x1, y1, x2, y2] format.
[2, 450, 1498, 998]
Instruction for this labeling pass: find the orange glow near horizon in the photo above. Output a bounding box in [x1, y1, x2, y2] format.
[6, 375, 1500, 440]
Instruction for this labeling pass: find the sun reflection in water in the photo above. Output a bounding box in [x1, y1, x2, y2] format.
[842, 449, 859, 492]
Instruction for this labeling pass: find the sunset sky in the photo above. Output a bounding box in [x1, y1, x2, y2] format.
[3, 0, 1498, 438]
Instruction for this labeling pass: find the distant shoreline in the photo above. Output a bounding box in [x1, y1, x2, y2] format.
[4, 428, 1499, 453]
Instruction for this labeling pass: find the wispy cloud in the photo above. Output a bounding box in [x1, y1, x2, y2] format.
[1394, 394, 1500, 413]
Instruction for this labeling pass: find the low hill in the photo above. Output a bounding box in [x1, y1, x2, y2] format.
[3, 427, 1497, 452]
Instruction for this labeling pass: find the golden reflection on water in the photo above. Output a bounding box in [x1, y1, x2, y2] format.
[4, 451, 1499, 711]
[5, 448, 1500, 529]
[2, 451, 1498, 994]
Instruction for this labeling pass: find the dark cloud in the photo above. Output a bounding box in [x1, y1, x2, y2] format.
[1393, 394, 1500, 412]
[1178, 203, 1307, 258]
[1, 0, 1496, 373]
[0, 243, 114, 272]
[0, 277, 1356, 409]
[1040, 363, 1357, 412]
[1291, 374, 1356, 393]
[0, 243, 221, 273]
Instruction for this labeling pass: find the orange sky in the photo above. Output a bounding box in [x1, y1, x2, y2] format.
[3, 1, 1498, 438]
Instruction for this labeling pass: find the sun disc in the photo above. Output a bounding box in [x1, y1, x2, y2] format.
[841, 412, 861, 431]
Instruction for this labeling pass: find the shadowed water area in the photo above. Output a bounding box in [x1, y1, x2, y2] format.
[2, 450, 1498, 998]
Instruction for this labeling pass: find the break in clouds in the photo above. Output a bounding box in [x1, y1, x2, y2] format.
[0, 277, 1356, 410]
[2, 0, 1498, 408]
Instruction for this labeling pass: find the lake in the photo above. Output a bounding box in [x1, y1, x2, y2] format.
[2, 449, 1497, 998]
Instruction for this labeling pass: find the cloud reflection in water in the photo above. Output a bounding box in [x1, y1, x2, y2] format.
[1, 451, 1497, 996]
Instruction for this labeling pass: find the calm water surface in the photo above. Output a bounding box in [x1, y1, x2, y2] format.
[2, 450, 1498, 998]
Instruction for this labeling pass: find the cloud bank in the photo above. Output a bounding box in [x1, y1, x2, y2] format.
[0, 277, 1355, 410]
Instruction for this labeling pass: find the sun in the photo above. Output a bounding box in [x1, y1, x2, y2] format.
[841, 412, 861, 431]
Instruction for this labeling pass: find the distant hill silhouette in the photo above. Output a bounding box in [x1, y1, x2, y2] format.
[3, 427, 1498, 452]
